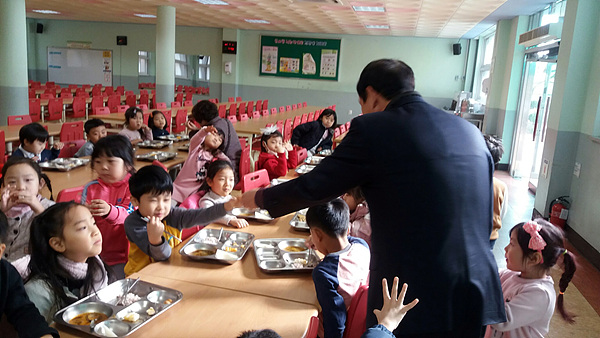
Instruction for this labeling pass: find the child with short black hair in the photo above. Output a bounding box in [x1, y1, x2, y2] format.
[119, 107, 152, 145]
[484, 134, 507, 249]
[0, 210, 59, 337]
[124, 165, 241, 275]
[12, 123, 63, 162]
[75, 118, 107, 157]
[306, 198, 370, 338]
[256, 126, 298, 180]
[148, 110, 170, 139]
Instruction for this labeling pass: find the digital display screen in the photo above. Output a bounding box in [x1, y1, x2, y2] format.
[222, 41, 237, 54]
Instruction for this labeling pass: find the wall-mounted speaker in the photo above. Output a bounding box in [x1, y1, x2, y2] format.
[452, 43, 462, 55]
[36, 23, 44, 34]
[116, 36, 127, 46]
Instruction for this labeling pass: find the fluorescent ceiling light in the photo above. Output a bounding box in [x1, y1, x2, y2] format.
[194, 0, 229, 5]
[245, 19, 270, 24]
[352, 6, 385, 12]
[134, 14, 156, 18]
[32, 9, 60, 14]
[365, 25, 389, 29]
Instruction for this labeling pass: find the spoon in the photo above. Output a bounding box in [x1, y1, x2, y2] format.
[116, 277, 141, 306]
[217, 227, 224, 242]
[89, 318, 97, 332]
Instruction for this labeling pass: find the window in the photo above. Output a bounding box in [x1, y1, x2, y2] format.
[138, 51, 149, 75]
[175, 53, 188, 78]
[198, 55, 210, 81]
[473, 30, 495, 104]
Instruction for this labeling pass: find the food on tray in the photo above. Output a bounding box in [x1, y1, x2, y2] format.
[122, 312, 140, 322]
[284, 246, 306, 252]
[202, 237, 219, 245]
[297, 214, 306, 222]
[223, 246, 238, 252]
[290, 258, 308, 268]
[121, 293, 141, 306]
[164, 299, 173, 305]
[95, 324, 118, 337]
[146, 307, 156, 316]
[191, 249, 216, 256]
[68, 312, 108, 326]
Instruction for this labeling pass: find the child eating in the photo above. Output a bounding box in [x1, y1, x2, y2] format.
[74, 118, 107, 157]
[124, 165, 241, 275]
[11, 123, 63, 162]
[306, 198, 370, 338]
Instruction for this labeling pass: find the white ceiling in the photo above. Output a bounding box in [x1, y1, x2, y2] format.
[25, 0, 554, 38]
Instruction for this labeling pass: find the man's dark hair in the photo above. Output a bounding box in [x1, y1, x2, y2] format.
[0, 210, 8, 244]
[237, 329, 282, 338]
[129, 164, 173, 200]
[18, 123, 50, 144]
[483, 134, 504, 166]
[356, 59, 415, 102]
[84, 118, 105, 134]
[306, 198, 349, 238]
[192, 100, 219, 124]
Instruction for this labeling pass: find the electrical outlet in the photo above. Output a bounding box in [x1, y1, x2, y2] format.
[541, 159, 549, 179]
[574, 162, 581, 177]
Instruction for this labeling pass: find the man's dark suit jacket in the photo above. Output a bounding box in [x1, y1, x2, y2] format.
[255, 92, 506, 335]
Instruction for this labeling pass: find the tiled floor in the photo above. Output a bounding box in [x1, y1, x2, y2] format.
[494, 171, 600, 336]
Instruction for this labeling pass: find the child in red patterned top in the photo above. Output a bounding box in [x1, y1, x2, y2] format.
[256, 126, 298, 180]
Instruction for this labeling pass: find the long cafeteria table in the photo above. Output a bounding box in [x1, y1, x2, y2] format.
[233, 106, 324, 138]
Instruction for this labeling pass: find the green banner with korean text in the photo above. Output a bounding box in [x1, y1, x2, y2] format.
[260, 35, 341, 81]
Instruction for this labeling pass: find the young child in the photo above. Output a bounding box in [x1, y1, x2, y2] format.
[74, 118, 107, 158]
[148, 110, 170, 139]
[485, 219, 576, 338]
[198, 160, 249, 228]
[81, 135, 135, 279]
[0, 157, 54, 262]
[0, 210, 59, 337]
[291, 108, 336, 156]
[24, 202, 109, 323]
[119, 106, 153, 145]
[11, 122, 64, 162]
[342, 186, 372, 247]
[172, 125, 230, 203]
[124, 165, 240, 275]
[306, 198, 370, 338]
[256, 126, 298, 180]
[484, 134, 508, 249]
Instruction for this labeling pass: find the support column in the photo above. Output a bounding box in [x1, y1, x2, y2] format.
[0, 0, 29, 124]
[156, 6, 176, 107]
[220, 28, 240, 102]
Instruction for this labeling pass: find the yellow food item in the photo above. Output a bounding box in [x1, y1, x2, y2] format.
[284, 246, 305, 252]
[164, 299, 173, 305]
[223, 246, 238, 252]
[69, 312, 108, 326]
[297, 214, 306, 222]
[191, 249, 216, 256]
[122, 312, 140, 322]
[146, 307, 156, 316]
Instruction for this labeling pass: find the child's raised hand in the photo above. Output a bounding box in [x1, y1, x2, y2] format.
[283, 141, 293, 152]
[147, 216, 165, 245]
[53, 141, 65, 150]
[0, 188, 13, 212]
[186, 120, 199, 131]
[204, 125, 218, 134]
[305, 235, 316, 250]
[9, 190, 44, 214]
[88, 199, 111, 217]
[373, 277, 419, 332]
[229, 218, 249, 228]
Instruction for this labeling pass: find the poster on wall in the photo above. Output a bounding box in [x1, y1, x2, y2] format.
[259, 35, 341, 81]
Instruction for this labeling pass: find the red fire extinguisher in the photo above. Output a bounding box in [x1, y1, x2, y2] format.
[549, 196, 570, 228]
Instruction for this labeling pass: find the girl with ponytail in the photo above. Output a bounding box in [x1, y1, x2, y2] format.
[485, 218, 576, 338]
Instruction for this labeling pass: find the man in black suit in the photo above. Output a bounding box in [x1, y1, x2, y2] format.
[242, 59, 506, 337]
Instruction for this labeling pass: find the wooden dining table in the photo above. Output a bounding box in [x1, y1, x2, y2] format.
[233, 105, 324, 138]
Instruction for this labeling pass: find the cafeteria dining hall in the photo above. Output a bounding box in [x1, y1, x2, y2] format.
[1, 0, 600, 337]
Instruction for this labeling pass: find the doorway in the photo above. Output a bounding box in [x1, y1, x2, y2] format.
[510, 53, 557, 193]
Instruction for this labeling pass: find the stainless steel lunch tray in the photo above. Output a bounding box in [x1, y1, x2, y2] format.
[304, 156, 324, 165]
[253, 238, 320, 273]
[39, 158, 89, 171]
[271, 178, 290, 186]
[179, 228, 255, 264]
[318, 149, 333, 156]
[289, 208, 309, 231]
[54, 278, 182, 337]
[295, 164, 316, 175]
[231, 208, 274, 222]
[157, 134, 189, 141]
[136, 140, 173, 149]
[135, 151, 177, 162]
[177, 143, 190, 152]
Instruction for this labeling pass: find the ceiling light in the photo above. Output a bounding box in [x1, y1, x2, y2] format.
[352, 6, 385, 12]
[32, 9, 60, 14]
[194, 0, 229, 5]
[245, 19, 270, 24]
[365, 25, 389, 29]
[134, 14, 156, 18]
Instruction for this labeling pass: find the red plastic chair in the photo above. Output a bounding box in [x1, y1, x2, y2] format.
[175, 93, 184, 104]
[334, 128, 341, 138]
[91, 86, 102, 96]
[125, 90, 134, 96]
[56, 185, 85, 203]
[283, 118, 292, 142]
[340, 124, 347, 134]
[107, 94, 122, 113]
[7, 115, 32, 126]
[228, 103, 237, 117]
[29, 89, 37, 99]
[239, 114, 249, 122]
[173, 109, 187, 133]
[126, 95, 137, 108]
[76, 89, 88, 97]
[305, 316, 320, 338]
[183, 100, 193, 107]
[115, 86, 125, 96]
[271, 107, 277, 115]
[0, 130, 6, 172]
[262, 100, 269, 111]
[94, 107, 110, 115]
[343, 285, 369, 338]
[218, 105, 227, 118]
[61, 92, 73, 99]
[236, 97, 242, 102]
[60, 121, 84, 142]
[237, 102, 246, 119]
[233, 144, 251, 191]
[143, 112, 151, 126]
[276, 120, 284, 134]
[140, 89, 148, 96]
[286, 105, 292, 111]
[171, 101, 181, 108]
[90, 96, 104, 113]
[71, 96, 87, 118]
[252, 111, 261, 119]
[104, 87, 115, 96]
[292, 104, 297, 110]
[228, 97, 235, 102]
[228, 115, 237, 124]
[47, 98, 64, 121]
[117, 105, 128, 113]
[29, 99, 41, 122]
[293, 116, 302, 129]
[179, 190, 207, 240]
[279, 106, 285, 113]
[295, 147, 307, 164]
[245, 101, 253, 115]
[255, 100, 262, 113]
[137, 104, 148, 111]
[242, 169, 270, 193]
[58, 140, 86, 158]
[262, 110, 269, 117]
[156, 102, 167, 109]
[40, 93, 54, 99]
[301, 113, 308, 124]
[308, 111, 315, 122]
[139, 94, 149, 108]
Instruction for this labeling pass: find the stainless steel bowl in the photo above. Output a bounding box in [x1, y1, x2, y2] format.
[182, 243, 217, 257]
[94, 319, 131, 337]
[278, 240, 308, 253]
[147, 290, 179, 305]
[61, 302, 113, 325]
[259, 260, 286, 269]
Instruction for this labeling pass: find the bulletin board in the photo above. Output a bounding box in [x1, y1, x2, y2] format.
[259, 35, 341, 81]
[47, 47, 113, 86]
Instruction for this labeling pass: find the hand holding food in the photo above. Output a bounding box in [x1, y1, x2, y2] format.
[88, 199, 111, 217]
[373, 277, 419, 332]
[147, 216, 165, 245]
[53, 141, 65, 150]
[9, 190, 45, 214]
